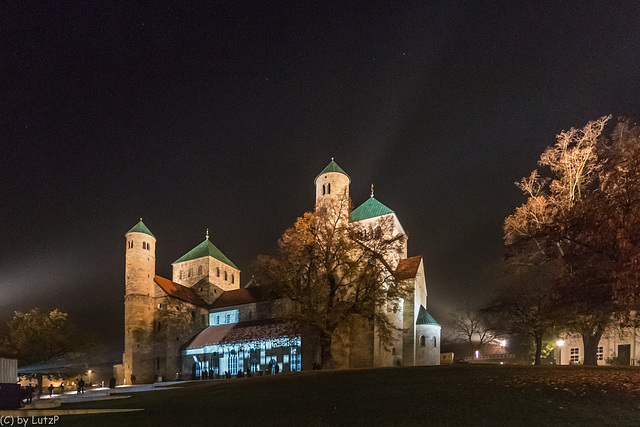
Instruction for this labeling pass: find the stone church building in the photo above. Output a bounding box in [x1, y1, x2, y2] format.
[115, 160, 440, 384]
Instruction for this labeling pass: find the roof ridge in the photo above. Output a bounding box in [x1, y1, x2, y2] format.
[172, 238, 239, 269]
[349, 197, 394, 222]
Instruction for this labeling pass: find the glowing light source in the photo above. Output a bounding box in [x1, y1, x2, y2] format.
[500, 340, 507, 347]
[475, 350, 479, 358]
[556, 340, 565, 347]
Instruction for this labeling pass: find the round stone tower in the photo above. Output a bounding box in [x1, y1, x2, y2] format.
[123, 219, 157, 384]
[314, 158, 351, 208]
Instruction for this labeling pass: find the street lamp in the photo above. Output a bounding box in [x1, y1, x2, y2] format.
[555, 340, 565, 365]
[88, 370, 92, 387]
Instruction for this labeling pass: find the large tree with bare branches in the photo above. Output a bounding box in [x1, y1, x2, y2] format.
[504, 116, 640, 365]
[254, 196, 408, 369]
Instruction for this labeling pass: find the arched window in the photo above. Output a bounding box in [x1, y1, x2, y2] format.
[147, 243, 151, 251]
[322, 184, 326, 195]
[433, 337, 437, 347]
[224, 271, 228, 281]
[231, 274, 234, 284]
[327, 183, 331, 194]
[216, 267, 220, 277]
[226, 314, 230, 323]
[180, 270, 183, 279]
[420, 336, 426, 347]
[198, 266, 203, 275]
[142, 241, 146, 250]
[188, 268, 192, 278]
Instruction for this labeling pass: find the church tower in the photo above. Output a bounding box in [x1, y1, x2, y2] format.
[314, 158, 351, 212]
[123, 219, 157, 384]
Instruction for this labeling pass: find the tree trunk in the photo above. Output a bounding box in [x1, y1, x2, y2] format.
[582, 331, 603, 366]
[320, 334, 332, 369]
[534, 334, 543, 365]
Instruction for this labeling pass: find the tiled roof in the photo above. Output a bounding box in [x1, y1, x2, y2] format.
[210, 287, 266, 309]
[395, 256, 422, 280]
[314, 159, 350, 184]
[172, 238, 238, 269]
[416, 305, 440, 326]
[187, 319, 298, 349]
[349, 197, 394, 222]
[127, 220, 155, 238]
[154, 275, 209, 308]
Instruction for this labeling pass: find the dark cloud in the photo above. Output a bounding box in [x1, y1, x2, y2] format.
[2, 1, 640, 342]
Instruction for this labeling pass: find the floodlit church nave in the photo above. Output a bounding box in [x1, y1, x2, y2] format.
[115, 159, 440, 384]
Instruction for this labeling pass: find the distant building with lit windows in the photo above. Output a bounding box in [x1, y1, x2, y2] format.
[115, 159, 440, 384]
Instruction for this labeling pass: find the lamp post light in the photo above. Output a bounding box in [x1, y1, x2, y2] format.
[556, 340, 565, 365]
[88, 370, 92, 388]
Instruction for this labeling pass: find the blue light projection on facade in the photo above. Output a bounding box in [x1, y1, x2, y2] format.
[209, 309, 239, 326]
[186, 336, 301, 376]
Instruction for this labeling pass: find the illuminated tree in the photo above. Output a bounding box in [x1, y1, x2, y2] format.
[504, 116, 640, 365]
[254, 197, 408, 368]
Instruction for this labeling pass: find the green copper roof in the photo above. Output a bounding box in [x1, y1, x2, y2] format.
[127, 220, 155, 238]
[416, 305, 440, 326]
[349, 197, 394, 222]
[314, 159, 350, 184]
[172, 238, 238, 269]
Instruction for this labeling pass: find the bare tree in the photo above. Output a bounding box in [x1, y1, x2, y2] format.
[504, 116, 640, 364]
[450, 307, 497, 353]
[254, 194, 409, 368]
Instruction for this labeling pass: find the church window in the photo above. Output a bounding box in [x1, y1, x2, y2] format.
[216, 267, 220, 277]
[191, 311, 195, 321]
[420, 336, 426, 347]
[216, 315, 220, 325]
[180, 270, 183, 279]
[328, 183, 331, 194]
[198, 266, 203, 275]
[147, 243, 151, 251]
[226, 314, 230, 323]
[374, 226, 382, 238]
[231, 274, 234, 284]
[392, 347, 396, 355]
[143, 242, 146, 250]
[225, 271, 228, 281]
[189, 268, 192, 277]
[433, 337, 437, 347]
[322, 184, 326, 195]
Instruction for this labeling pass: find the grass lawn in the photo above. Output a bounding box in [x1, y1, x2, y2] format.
[59, 365, 640, 426]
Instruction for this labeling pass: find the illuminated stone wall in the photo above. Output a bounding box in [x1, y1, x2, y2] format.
[124, 230, 158, 384]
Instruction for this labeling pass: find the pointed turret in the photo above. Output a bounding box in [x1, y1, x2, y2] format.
[314, 158, 351, 209]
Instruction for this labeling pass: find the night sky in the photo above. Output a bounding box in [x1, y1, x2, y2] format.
[2, 2, 640, 347]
